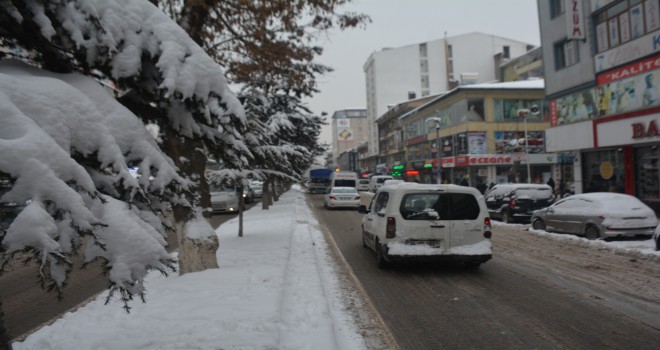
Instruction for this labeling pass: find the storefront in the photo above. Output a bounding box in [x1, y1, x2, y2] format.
[594, 110, 660, 211]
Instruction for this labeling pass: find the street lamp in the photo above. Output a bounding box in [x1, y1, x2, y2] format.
[517, 105, 540, 183]
[426, 117, 442, 184]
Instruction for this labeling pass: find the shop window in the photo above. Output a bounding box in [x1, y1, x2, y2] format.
[636, 146, 660, 200]
[583, 149, 625, 193]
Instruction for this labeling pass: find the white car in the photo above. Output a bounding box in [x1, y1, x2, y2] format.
[531, 192, 658, 240]
[358, 182, 492, 268]
[654, 224, 660, 251]
[324, 187, 361, 209]
[210, 184, 240, 213]
[356, 179, 370, 192]
[250, 181, 263, 198]
[369, 175, 394, 192]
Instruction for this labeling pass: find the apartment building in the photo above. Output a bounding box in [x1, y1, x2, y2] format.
[330, 109, 367, 168]
[395, 80, 549, 186]
[538, 0, 660, 211]
[363, 32, 536, 170]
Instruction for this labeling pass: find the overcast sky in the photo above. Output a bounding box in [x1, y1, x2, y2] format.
[307, 0, 542, 145]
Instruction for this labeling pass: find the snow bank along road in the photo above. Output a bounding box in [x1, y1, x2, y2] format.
[308, 193, 660, 350]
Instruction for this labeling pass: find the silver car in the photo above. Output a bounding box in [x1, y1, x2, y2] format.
[210, 184, 240, 213]
[531, 192, 658, 240]
[323, 187, 361, 209]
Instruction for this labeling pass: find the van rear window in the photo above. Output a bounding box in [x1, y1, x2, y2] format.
[399, 193, 480, 220]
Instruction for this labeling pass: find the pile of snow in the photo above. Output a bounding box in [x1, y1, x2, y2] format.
[14, 186, 367, 350]
[494, 221, 660, 257]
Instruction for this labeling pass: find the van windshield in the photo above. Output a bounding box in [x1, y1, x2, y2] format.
[399, 193, 480, 220]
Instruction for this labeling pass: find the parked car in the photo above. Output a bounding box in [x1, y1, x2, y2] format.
[654, 224, 660, 251]
[210, 183, 240, 213]
[250, 181, 263, 198]
[324, 187, 361, 209]
[484, 183, 554, 223]
[531, 192, 658, 240]
[358, 183, 492, 268]
[368, 175, 393, 192]
[356, 179, 370, 192]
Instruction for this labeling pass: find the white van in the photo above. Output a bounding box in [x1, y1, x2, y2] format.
[328, 171, 358, 190]
[356, 178, 370, 191]
[358, 182, 492, 268]
[369, 175, 394, 192]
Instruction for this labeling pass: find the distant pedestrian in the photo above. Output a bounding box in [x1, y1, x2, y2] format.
[476, 181, 487, 194]
[547, 177, 555, 191]
[558, 178, 566, 195]
[460, 177, 469, 186]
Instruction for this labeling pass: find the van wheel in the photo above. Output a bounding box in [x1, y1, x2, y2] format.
[585, 225, 600, 240]
[502, 210, 512, 223]
[532, 218, 546, 231]
[375, 239, 389, 269]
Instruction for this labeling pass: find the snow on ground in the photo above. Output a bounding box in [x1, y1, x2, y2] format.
[493, 221, 660, 257]
[13, 186, 660, 349]
[14, 185, 366, 350]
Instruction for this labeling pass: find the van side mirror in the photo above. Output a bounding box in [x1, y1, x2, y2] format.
[358, 205, 368, 214]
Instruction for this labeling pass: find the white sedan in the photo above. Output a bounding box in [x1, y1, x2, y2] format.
[324, 187, 361, 210]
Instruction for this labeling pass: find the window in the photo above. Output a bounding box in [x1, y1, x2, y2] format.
[554, 40, 579, 70]
[399, 193, 480, 220]
[373, 192, 389, 215]
[550, 0, 565, 19]
[503, 46, 510, 59]
[594, 0, 660, 51]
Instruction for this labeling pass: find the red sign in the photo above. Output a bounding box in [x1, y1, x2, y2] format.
[632, 120, 660, 138]
[441, 157, 455, 168]
[455, 156, 469, 167]
[405, 135, 427, 146]
[550, 100, 558, 126]
[468, 155, 513, 165]
[597, 55, 660, 84]
[568, 0, 585, 40]
[406, 170, 419, 176]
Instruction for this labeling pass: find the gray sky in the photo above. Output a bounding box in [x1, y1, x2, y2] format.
[307, 0, 542, 145]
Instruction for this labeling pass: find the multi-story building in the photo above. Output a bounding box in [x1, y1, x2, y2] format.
[330, 109, 367, 168]
[538, 0, 660, 211]
[374, 95, 436, 176]
[363, 32, 537, 168]
[397, 80, 549, 187]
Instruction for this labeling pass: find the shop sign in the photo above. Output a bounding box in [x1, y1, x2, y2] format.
[597, 55, 660, 84]
[594, 31, 660, 73]
[406, 135, 427, 146]
[632, 119, 660, 138]
[600, 161, 614, 180]
[441, 157, 455, 168]
[567, 0, 585, 40]
[468, 154, 513, 165]
[455, 156, 469, 167]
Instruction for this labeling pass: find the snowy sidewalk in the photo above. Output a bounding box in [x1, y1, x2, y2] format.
[14, 186, 368, 350]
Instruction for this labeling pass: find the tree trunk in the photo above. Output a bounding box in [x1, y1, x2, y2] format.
[262, 178, 271, 210]
[164, 129, 218, 274]
[238, 188, 244, 237]
[271, 179, 279, 202]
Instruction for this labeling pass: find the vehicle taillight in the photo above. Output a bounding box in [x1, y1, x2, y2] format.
[386, 217, 396, 239]
[484, 217, 492, 239]
[329, 196, 337, 200]
[509, 196, 516, 207]
[355, 196, 361, 200]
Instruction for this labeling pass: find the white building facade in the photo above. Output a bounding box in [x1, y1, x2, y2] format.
[363, 32, 536, 169]
[538, 0, 660, 212]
